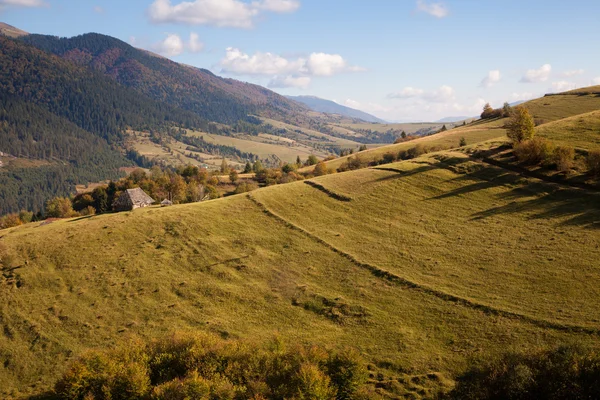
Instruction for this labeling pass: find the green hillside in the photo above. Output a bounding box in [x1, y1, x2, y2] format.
[1, 145, 599, 397]
[308, 90, 600, 172]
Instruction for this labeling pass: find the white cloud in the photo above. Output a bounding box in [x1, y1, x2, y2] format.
[389, 85, 454, 103]
[147, 0, 299, 28]
[511, 92, 535, 102]
[220, 48, 304, 75]
[154, 33, 185, 57]
[549, 81, 578, 93]
[593, 77, 600, 85]
[0, 0, 46, 9]
[188, 32, 204, 53]
[252, 0, 299, 13]
[480, 70, 501, 87]
[416, 0, 449, 18]
[268, 75, 311, 89]
[520, 64, 552, 83]
[387, 87, 424, 98]
[306, 53, 364, 76]
[219, 48, 362, 87]
[562, 69, 584, 77]
[93, 6, 104, 14]
[152, 32, 205, 57]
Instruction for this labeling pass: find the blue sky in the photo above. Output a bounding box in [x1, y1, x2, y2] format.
[1, 0, 599, 121]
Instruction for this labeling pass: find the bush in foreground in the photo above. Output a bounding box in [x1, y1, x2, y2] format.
[54, 332, 367, 400]
[447, 345, 600, 400]
[514, 137, 554, 165]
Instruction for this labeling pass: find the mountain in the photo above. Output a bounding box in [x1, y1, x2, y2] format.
[0, 35, 209, 214]
[0, 22, 28, 38]
[21, 32, 309, 125]
[287, 95, 386, 123]
[436, 116, 470, 123]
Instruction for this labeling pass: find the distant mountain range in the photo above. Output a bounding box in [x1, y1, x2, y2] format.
[286, 95, 386, 123]
[436, 116, 470, 123]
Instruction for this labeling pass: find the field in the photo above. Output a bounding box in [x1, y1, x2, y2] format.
[187, 130, 332, 163]
[333, 122, 448, 135]
[535, 110, 600, 151]
[1, 147, 600, 398]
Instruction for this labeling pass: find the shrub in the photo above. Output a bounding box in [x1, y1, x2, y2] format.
[586, 150, 600, 176]
[459, 137, 467, 147]
[553, 146, 575, 172]
[313, 161, 328, 177]
[514, 137, 554, 165]
[18, 210, 33, 224]
[337, 156, 365, 172]
[448, 345, 600, 400]
[54, 333, 367, 400]
[382, 152, 397, 164]
[281, 163, 297, 174]
[0, 213, 22, 229]
[45, 197, 77, 218]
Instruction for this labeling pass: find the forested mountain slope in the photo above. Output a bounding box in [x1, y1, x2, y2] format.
[21, 33, 309, 124]
[0, 36, 208, 213]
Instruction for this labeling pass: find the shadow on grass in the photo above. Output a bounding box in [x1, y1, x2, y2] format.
[473, 185, 600, 230]
[27, 392, 58, 400]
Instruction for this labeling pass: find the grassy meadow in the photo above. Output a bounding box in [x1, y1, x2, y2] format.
[1, 149, 600, 398]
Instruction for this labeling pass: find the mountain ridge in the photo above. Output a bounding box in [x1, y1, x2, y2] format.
[286, 95, 386, 123]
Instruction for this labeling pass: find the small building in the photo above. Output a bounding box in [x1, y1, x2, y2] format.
[113, 188, 155, 212]
[161, 199, 173, 207]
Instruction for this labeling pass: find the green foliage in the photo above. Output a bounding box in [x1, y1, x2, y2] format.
[253, 160, 265, 173]
[229, 170, 239, 184]
[243, 161, 253, 174]
[447, 345, 600, 400]
[54, 333, 367, 400]
[281, 163, 297, 174]
[459, 137, 467, 147]
[358, 145, 368, 152]
[507, 107, 535, 143]
[306, 155, 319, 166]
[234, 181, 258, 194]
[45, 197, 76, 218]
[503, 102, 513, 117]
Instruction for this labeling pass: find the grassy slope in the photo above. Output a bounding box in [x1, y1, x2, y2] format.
[1, 152, 599, 397]
[535, 110, 600, 151]
[310, 90, 600, 172]
[189, 131, 331, 163]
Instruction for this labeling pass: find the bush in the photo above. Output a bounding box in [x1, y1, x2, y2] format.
[313, 161, 328, 177]
[234, 181, 259, 194]
[382, 152, 397, 164]
[55, 333, 367, 400]
[514, 138, 554, 165]
[553, 146, 575, 172]
[18, 210, 33, 224]
[586, 150, 600, 176]
[337, 156, 366, 172]
[0, 213, 22, 229]
[459, 137, 467, 147]
[447, 345, 600, 400]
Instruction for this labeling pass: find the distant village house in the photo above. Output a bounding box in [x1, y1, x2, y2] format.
[113, 188, 155, 212]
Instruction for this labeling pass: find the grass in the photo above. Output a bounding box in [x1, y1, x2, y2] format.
[334, 122, 447, 135]
[308, 118, 508, 171]
[523, 92, 600, 123]
[187, 130, 331, 163]
[1, 149, 599, 398]
[535, 110, 600, 151]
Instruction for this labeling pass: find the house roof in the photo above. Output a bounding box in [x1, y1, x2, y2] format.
[124, 188, 155, 205]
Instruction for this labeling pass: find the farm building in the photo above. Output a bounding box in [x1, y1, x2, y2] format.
[161, 199, 173, 207]
[113, 188, 155, 211]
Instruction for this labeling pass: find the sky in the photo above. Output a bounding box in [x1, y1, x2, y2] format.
[1, 0, 599, 122]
